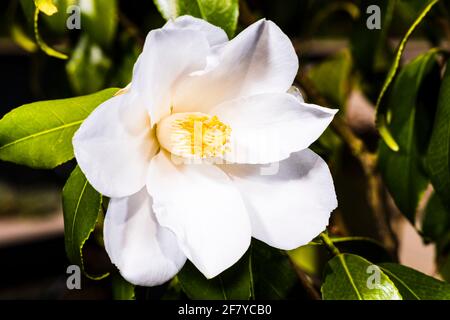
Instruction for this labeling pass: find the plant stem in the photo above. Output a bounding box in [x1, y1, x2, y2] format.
[319, 232, 340, 256]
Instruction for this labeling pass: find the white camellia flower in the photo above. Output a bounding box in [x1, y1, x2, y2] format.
[73, 16, 338, 286]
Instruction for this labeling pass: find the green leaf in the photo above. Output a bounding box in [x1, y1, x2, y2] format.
[378, 50, 441, 223]
[67, 35, 112, 95]
[80, 0, 118, 47]
[375, 0, 439, 151]
[112, 274, 135, 300]
[0, 88, 118, 169]
[321, 254, 402, 300]
[153, 0, 239, 37]
[426, 58, 450, 211]
[422, 192, 450, 242]
[379, 263, 450, 300]
[63, 166, 107, 280]
[178, 251, 252, 300]
[308, 49, 352, 108]
[178, 240, 300, 300]
[251, 240, 300, 299]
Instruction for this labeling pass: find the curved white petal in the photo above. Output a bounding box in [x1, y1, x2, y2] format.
[164, 15, 228, 46]
[73, 92, 157, 198]
[147, 151, 251, 279]
[173, 19, 299, 114]
[132, 28, 210, 126]
[211, 93, 337, 164]
[104, 188, 186, 286]
[220, 149, 337, 250]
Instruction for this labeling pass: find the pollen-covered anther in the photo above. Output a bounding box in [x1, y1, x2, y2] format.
[156, 112, 231, 159]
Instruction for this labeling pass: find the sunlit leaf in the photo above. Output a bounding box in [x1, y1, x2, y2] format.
[321, 254, 402, 300]
[0, 88, 118, 169]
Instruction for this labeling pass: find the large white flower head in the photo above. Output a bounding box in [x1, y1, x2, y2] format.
[73, 16, 338, 286]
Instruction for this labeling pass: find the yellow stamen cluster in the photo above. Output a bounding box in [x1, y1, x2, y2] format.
[161, 113, 231, 159]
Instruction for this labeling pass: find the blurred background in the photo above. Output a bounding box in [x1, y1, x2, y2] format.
[0, 0, 448, 299]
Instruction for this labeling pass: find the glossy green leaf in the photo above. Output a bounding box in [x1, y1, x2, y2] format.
[178, 251, 252, 300]
[426, 58, 450, 211]
[251, 241, 300, 299]
[80, 0, 118, 47]
[112, 274, 135, 300]
[0, 88, 118, 169]
[153, 0, 239, 37]
[378, 50, 440, 223]
[67, 35, 112, 95]
[379, 263, 450, 300]
[375, 0, 439, 151]
[422, 192, 450, 242]
[321, 254, 402, 300]
[63, 166, 107, 279]
[308, 49, 352, 108]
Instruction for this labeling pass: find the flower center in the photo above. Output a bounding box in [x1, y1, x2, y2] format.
[156, 112, 231, 159]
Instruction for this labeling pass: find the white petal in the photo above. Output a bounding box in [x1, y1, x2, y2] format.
[73, 92, 157, 198]
[164, 15, 228, 46]
[104, 188, 186, 286]
[132, 28, 210, 126]
[220, 149, 337, 250]
[173, 19, 299, 114]
[147, 151, 251, 279]
[211, 93, 337, 164]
